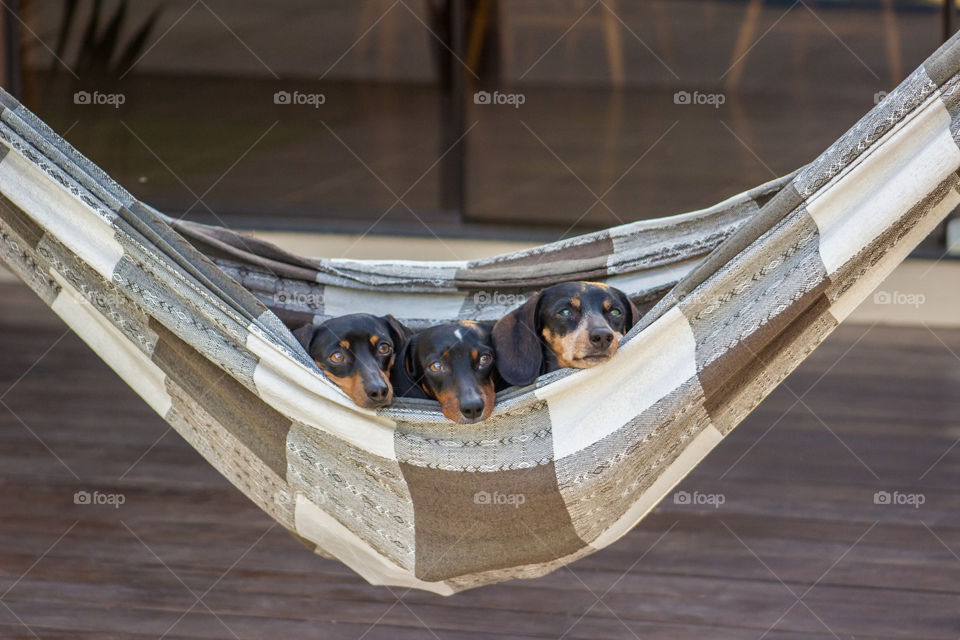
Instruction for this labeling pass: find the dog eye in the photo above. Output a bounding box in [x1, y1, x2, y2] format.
[558, 308, 572, 318]
[609, 308, 622, 317]
[329, 351, 345, 364]
[478, 353, 493, 367]
[428, 361, 444, 373]
[377, 342, 392, 355]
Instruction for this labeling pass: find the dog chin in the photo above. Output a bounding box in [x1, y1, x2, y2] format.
[443, 405, 494, 424]
[570, 350, 617, 368]
[355, 392, 393, 410]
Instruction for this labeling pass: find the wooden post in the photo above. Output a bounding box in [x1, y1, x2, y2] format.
[1, 0, 21, 97]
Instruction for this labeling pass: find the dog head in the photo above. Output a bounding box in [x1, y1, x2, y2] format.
[492, 282, 640, 386]
[293, 313, 408, 409]
[395, 321, 497, 424]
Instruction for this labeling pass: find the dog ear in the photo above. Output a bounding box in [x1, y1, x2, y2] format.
[492, 292, 543, 387]
[390, 330, 424, 398]
[384, 314, 411, 349]
[612, 287, 642, 329]
[291, 323, 319, 354]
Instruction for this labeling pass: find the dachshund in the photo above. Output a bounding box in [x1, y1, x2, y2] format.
[392, 321, 502, 424]
[293, 314, 408, 409]
[492, 281, 640, 387]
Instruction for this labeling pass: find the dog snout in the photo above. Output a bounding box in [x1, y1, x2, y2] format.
[457, 390, 486, 422]
[362, 375, 392, 407]
[367, 384, 389, 403]
[589, 327, 614, 349]
[459, 398, 484, 421]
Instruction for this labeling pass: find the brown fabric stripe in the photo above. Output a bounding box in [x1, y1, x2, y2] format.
[149, 318, 292, 477]
[0, 193, 44, 249]
[698, 275, 828, 406]
[402, 462, 585, 582]
[677, 182, 803, 302]
[634, 182, 803, 334]
[701, 293, 836, 433]
[0, 221, 60, 305]
[453, 234, 615, 287]
[465, 233, 614, 271]
[162, 375, 296, 528]
[924, 34, 960, 87]
[555, 377, 711, 544]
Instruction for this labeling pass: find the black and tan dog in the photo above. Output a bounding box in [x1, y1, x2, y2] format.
[293, 314, 409, 409]
[392, 321, 502, 424]
[492, 282, 640, 387]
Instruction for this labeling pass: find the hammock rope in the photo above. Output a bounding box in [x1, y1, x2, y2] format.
[2, 32, 960, 594]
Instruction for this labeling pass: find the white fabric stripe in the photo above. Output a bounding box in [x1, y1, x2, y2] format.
[321, 285, 466, 320]
[808, 96, 960, 275]
[588, 424, 723, 550]
[0, 147, 123, 279]
[294, 495, 454, 596]
[603, 257, 702, 295]
[49, 271, 172, 416]
[541, 306, 697, 460]
[326, 257, 469, 271]
[829, 186, 960, 321]
[247, 330, 398, 461]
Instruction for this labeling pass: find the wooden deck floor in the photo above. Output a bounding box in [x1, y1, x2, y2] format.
[1, 279, 959, 639]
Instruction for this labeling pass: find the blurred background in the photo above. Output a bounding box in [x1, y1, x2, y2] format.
[2, 0, 955, 248]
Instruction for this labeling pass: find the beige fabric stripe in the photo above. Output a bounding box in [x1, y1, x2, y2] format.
[287, 420, 415, 571]
[248, 330, 399, 461]
[294, 495, 455, 595]
[164, 378, 295, 530]
[808, 94, 960, 276]
[0, 147, 123, 278]
[826, 174, 960, 321]
[541, 306, 697, 460]
[589, 424, 723, 551]
[50, 272, 171, 416]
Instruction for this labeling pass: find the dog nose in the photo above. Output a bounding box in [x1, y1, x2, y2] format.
[460, 398, 485, 421]
[367, 385, 389, 402]
[589, 328, 614, 348]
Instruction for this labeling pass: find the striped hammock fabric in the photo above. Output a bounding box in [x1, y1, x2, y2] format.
[2, 32, 960, 594]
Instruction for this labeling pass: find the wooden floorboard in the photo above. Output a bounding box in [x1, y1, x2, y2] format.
[1, 280, 960, 639]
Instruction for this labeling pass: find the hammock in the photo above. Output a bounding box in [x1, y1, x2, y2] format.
[2, 32, 960, 595]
